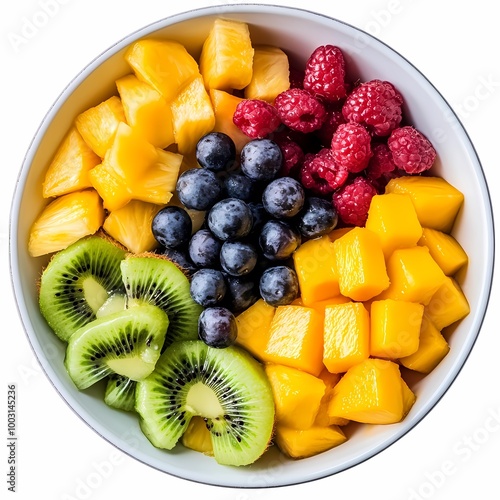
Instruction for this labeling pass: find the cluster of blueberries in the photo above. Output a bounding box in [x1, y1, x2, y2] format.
[151, 132, 338, 348]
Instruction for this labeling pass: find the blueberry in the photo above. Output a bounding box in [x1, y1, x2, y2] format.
[247, 202, 269, 235]
[196, 132, 236, 172]
[176, 168, 222, 211]
[259, 220, 301, 260]
[224, 275, 259, 313]
[223, 173, 255, 201]
[198, 307, 237, 348]
[296, 196, 338, 238]
[162, 247, 198, 276]
[259, 265, 299, 306]
[152, 206, 192, 249]
[207, 198, 253, 241]
[190, 269, 227, 307]
[188, 229, 222, 268]
[262, 176, 305, 218]
[220, 240, 258, 277]
[240, 139, 283, 181]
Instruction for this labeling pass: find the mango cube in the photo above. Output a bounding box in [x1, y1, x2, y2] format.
[378, 246, 446, 305]
[333, 227, 390, 301]
[365, 193, 422, 257]
[399, 315, 450, 373]
[323, 302, 370, 373]
[235, 299, 275, 361]
[274, 424, 346, 459]
[265, 364, 325, 430]
[328, 227, 353, 243]
[418, 227, 468, 276]
[424, 277, 470, 330]
[293, 235, 340, 306]
[307, 295, 351, 317]
[370, 299, 424, 359]
[315, 369, 349, 427]
[385, 176, 464, 233]
[264, 305, 324, 376]
[328, 358, 405, 424]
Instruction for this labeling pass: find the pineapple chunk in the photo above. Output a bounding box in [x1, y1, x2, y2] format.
[116, 74, 175, 148]
[75, 96, 126, 158]
[171, 75, 215, 155]
[244, 45, 290, 102]
[28, 189, 104, 257]
[42, 127, 100, 198]
[199, 18, 254, 91]
[103, 200, 162, 254]
[181, 416, 214, 456]
[209, 89, 251, 153]
[125, 39, 199, 101]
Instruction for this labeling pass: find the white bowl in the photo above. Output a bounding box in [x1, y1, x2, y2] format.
[9, 3, 495, 488]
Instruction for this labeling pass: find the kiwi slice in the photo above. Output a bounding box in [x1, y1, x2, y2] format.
[121, 254, 203, 346]
[104, 374, 136, 412]
[39, 235, 126, 341]
[135, 340, 275, 466]
[65, 303, 169, 390]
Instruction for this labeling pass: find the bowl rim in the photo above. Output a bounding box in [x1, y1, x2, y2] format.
[8, 2, 496, 488]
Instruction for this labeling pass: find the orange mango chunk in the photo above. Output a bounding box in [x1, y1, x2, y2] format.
[315, 368, 349, 427]
[265, 364, 325, 430]
[235, 299, 275, 361]
[399, 315, 450, 373]
[328, 358, 405, 424]
[307, 295, 351, 317]
[293, 235, 340, 306]
[385, 176, 464, 233]
[418, 227, 468, 276]
[328, 227, 353, 243]
[377, 246, 446, 305]
[424, 277, 470, 330]
[333, 227, 390, 301]
[365, 193, 422, 258]
[323, 302, 370, 373]
[265, 305, 324, 376]
[274, 424, 346, 459]
[370, 299, 424, 359]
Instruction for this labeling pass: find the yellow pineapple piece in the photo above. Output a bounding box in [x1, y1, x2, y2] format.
[274, 424, 346, 459]
[75, 96, 126, 158]
[88, 160, 132, 212]
[125, 39, 199, 101]
[171, 75, 215, 154]
[209, 89, 251, 153]
[116, 74, 175, 148]
[42, 127, 100, 198]
[28, 189, 104, 257]
[199, 18, 254, 91]
[181, 416, 214, 456]
[244, 45, 290, 102]
[103, 200, 162, 254]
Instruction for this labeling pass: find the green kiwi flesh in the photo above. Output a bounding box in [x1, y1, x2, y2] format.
[65, 303, 169, 390]
[39, 235, 126, 341]
[104, 374, 136, 412]
[135, 340, 275, 466]
[121, 255, 203, 346]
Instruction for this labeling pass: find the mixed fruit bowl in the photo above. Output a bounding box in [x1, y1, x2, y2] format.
[10, 5, 493, 488]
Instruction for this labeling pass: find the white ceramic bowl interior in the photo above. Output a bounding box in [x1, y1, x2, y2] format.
[10, 4, 495, 488]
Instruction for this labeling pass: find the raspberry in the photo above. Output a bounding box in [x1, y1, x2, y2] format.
[300, 148, 348, 196]
[332, 176, 378, 227]
[303, 45, 347, 102]
[365, 143, 396, 181]
[388, 126, 436, 174]
[316, 107, 346, 147]
[233, 99, 281, 138]
[274, 88, 327, 134]
[274, 137, 305, 177]
[342, 79, 403, 136]
[331, 122, 372, 173]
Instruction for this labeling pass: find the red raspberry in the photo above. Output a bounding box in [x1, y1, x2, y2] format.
[274, 88, 327, 134]
[233, 99, 281, 138]
[274, 137, 305, 177]
[342, 80, 403, 136]
[303, 45, 347, 102]
[365, 143, 396, 181]
[300, 148, 348, 196]
[316, 107, 346, 147]
[331, 122, 372, 173]
[332, 176, 378, 226]
[388, 126, 436, 174]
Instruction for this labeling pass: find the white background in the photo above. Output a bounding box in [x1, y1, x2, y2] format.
[2, 0, 499, 499]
